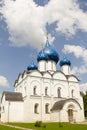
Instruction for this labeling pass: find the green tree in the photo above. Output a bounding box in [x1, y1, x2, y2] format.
[83, 91, 87, 117]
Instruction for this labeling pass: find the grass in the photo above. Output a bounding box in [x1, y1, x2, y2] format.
[0, 124, 19, 130]
[8, 122, 87, 130]
[8, 122, 35, 129]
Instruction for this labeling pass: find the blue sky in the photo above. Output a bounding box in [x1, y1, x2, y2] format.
[0, 0, 87, 96]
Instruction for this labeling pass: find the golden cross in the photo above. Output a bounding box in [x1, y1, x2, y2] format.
[30, 54, 35, 60]
[46, 32, 48, 40]
[41, 43, 44, 49]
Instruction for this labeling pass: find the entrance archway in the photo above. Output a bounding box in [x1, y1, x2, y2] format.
[68, 109, 73, 122]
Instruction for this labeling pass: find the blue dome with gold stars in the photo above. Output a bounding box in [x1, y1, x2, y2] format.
[27, 61, 37, 70]
[37, 40, 59, 63]
[60, 56, 71, 66]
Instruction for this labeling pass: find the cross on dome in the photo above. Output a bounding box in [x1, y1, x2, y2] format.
[60, 56, 71, 66]
[37, 34, 59, 64]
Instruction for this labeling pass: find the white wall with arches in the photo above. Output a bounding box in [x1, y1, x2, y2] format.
[30, 80, 41, 96]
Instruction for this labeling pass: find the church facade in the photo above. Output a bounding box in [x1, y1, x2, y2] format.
[1, 39, 84, 123]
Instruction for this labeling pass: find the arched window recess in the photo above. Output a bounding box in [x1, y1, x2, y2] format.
[58, 87, 61, 98]
[45, 87, 48, 96]
[71, 89, 74, 97]
[33, 86, 37, 95]
[45, 103, 49, 114]
[34, 103, 39, 114]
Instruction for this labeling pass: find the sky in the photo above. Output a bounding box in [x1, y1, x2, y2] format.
[0, 0, 87, 98]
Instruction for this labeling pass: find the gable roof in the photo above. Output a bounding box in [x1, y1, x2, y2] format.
[51, 98, 82, 111]
[1, 91, 23, 102]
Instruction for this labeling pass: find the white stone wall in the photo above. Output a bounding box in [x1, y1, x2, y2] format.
[51, 102, 84, 123]
[38, 60, 46, 72]
[12, 67, 84, 122]
[38, 60, 56, 72]
[23, 97, 42, 122]
[46, 61, 56, 71]
[61, 65, 70, 75]
[8, 101, 24, 122]
[1, 95, 8, 122]
[1, 95, 24, 122]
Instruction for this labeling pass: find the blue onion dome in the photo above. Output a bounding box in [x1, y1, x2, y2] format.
[37, 40, 59, 63]
[60, 56, 71, 66]
[27, 61, 38, 70]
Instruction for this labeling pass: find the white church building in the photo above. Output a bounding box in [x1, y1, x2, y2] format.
[1, 38, 84, 123]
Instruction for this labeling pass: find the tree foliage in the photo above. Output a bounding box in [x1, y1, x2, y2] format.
[83, 91, 87, 117]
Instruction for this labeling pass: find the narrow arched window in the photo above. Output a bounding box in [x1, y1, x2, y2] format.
[45, 103, 49, 114]
[33, 86, 37, 95]
[34, 103, 38, 114]
[58, 87, 61, 98]
[44, 62, 46, 70]
[2, 106, 4, 112]
[45, 87, 48, 96]
[3, 106, 4, 111]
[71, 90, 74, 97]
[24, 86, 26, 95]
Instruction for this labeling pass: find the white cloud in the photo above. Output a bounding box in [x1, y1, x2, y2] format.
[0, 0, 87, 48]
[0, 0, 46, 48]
[80, 83, 87, 93]
[62, 45, 87, 60]
[62, 45, 87, 74]
[0, 76, 9, 87]
[62, 44, 87, 93]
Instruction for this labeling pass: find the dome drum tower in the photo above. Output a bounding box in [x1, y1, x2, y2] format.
[38, 60, 57, 72]
[60, 56, 71, 75]
[37, 40, 59, 72]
